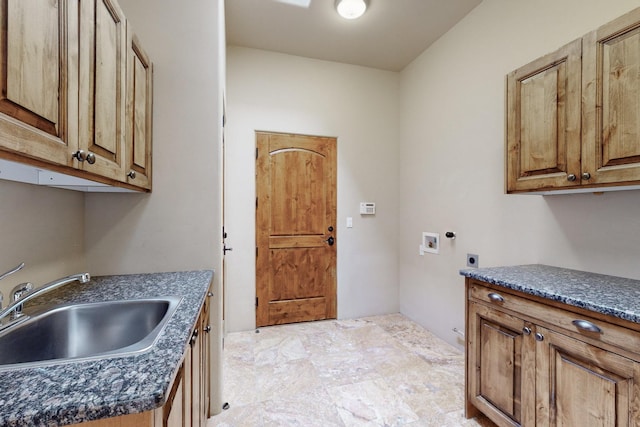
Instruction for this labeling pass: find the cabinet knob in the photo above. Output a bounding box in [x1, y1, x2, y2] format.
[127, 170, 136, 179]
[535, 332, 544, 342]
[85, 152, 96, 165]
[72, 150, 87, 162]
[487, 293, 504, 303]
[582, 172, 591, 180]
[204, 325, 211, 333]
[522, 327, 532, 336]
[567, 174, 577, 182]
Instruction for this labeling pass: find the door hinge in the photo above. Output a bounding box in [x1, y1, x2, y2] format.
[255, 297, 258, 307]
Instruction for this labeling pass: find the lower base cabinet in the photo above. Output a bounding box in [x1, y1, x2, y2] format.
[79, 298, 211, 427]
[466, 279, 640, 427]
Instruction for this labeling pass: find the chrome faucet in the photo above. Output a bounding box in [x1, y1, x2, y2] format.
[0, 262, 25, 311]
[0, 272, 91, 325]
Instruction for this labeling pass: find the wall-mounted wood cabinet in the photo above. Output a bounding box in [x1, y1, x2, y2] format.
[466, 279, 640, 426]
[0, 0, 152, 192]
[0, 0, 80, 167]
[125, 26, 153, 190]
[507, 7, 640, 194]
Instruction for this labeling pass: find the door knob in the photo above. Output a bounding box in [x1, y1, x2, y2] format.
[325, 236, 335, 246]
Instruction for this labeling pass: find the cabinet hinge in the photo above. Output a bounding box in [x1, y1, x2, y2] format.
[256, 247, 258, 257]
[256, 197, 258, 209]
[256, 147, 258, 159]
[255, 297, 258, 307]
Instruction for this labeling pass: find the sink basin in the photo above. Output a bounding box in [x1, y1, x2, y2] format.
[0, 296, 182, 369]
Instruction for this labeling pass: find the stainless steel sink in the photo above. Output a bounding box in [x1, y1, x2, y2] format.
[0, 296, 182, 369]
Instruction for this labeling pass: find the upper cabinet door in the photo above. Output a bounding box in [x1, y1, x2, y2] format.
[0, 0, 79, 166]
[125, 26, 153, 190]
[506, 38, 582, 193]
[79, 0, 126, 181]
[582, 8, 640, 185]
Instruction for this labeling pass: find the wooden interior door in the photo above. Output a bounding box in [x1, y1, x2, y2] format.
[255, 132, 337, 327]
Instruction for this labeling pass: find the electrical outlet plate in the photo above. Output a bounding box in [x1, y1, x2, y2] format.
[467, 253, 479, 268]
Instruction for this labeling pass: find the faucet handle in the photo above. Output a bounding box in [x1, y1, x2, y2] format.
[0, 262, 25, 281]
[11, 282, 34, 302]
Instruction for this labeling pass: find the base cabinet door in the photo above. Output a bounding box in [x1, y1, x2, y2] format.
[536, 327, 640, 427]
[468, 301, 536, 427]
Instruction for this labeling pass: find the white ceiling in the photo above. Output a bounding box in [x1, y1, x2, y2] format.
[225, 0, 482, 72]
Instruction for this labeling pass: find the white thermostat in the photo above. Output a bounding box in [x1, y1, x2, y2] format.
[359, 202, 375, 215]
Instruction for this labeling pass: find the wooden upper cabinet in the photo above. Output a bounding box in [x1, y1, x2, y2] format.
[507, 6, 640, 193]
[78, 0, 127, 182]
[582, 8, 640, 186]
[0, 0, 79, 166]
[506, 39, 582, 193]
[125, 26, 153, 189]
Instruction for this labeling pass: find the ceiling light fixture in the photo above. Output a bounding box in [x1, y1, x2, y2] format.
[335, 0, 368, 20]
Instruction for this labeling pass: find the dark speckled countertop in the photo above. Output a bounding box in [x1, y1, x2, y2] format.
[0, 270, 213, 427]
[460, 264, 640, 324]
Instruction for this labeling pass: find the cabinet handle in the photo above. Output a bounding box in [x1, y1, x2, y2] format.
[85, 152, 96, 165]
[535, 332, 544, 342]
[207, 292, 214, 297]
[127, 170, 136, 179]
[582, 172, 591, 180]
[204, 325, 211, 333]
[190, 328, 199, 345]
[567, 174, 577, 182]
[522, 327, 532, 335]
[572, 319, 602, 333]
[487, 293, 504, 303]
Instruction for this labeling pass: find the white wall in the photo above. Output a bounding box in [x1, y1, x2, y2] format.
[0, 180, 85, 298]
[85, 0, 223, 277]
[84, 0, 226, 414]
[398, 0, 640, 349]
[225, 47, 400, 332]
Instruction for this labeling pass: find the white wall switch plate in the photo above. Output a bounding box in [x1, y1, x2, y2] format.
[346, 217, 353, 228]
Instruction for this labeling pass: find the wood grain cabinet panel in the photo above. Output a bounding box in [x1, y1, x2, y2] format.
[125, 25, 153, 189]
[466, 279, 640, 427]
[582, 8, 640, 186]
[0, 0, 79, 166]
[506, 6, 640, 193]
[78, 0, 127, 181]
[506, 39, 582, 192]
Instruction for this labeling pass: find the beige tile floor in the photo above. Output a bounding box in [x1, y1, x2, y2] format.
[207, 313, 494, 426]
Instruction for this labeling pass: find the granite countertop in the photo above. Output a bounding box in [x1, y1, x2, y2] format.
[0, 270, 213, 427]
[460, 264, 640, 325]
